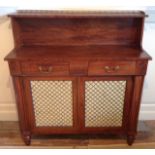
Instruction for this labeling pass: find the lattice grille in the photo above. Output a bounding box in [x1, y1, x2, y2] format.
[85, 80, 126, 127]
[30, 80, 73, 127]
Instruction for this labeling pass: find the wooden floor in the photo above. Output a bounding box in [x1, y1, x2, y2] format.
[0, 121, 155, 148]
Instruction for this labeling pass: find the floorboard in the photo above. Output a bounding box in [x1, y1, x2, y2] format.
[0, 121, 155, 148]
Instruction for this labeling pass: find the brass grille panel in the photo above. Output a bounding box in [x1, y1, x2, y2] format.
[85, 80, 126, 127]
[30, 80, 73, 127]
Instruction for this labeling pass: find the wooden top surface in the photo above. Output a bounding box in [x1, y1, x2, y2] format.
[5, 45, 151, 61]
[8, 10, 147, 18]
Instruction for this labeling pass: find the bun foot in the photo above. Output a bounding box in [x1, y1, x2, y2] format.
[127, 135, 135, 146]
[23, 132, 31, 145]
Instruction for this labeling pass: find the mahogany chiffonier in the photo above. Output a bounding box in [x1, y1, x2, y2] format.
[4, 10, 151, 145]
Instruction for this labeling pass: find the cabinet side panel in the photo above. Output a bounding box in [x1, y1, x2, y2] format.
[11, 18, 23, 47]
[12, 77, 31, 140]
[128, 76, 144, 135]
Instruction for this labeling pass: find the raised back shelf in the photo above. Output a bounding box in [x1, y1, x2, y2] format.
[9, 10, 146, 47]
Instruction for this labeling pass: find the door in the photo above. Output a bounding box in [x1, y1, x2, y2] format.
[78, 77, 133, 133]
[23, 77, 78, 134]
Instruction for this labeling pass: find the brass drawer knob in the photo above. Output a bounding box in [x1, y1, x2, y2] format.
[104, 65, 120, 73]
[38, 66, 53, 73]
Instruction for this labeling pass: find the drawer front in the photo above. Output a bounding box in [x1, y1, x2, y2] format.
[21, 62, 69, 76]
[88, 61, 136, 76]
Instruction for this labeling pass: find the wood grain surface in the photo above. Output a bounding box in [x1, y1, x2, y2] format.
[4, 11, 151, 146]
[0, 121, 154, 148]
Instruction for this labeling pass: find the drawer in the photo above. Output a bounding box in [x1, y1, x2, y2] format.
[21, 62, 69, 76]
[88, 61, 136, 76]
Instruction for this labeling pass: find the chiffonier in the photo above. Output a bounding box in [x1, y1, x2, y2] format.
[4, 10, 151, 145]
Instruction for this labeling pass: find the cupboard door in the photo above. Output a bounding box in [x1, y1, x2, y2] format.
[79, 77, 133, 133]
[24, 77, 78, 134]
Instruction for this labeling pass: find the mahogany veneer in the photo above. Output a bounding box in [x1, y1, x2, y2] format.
[5, 10, 151, 145]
